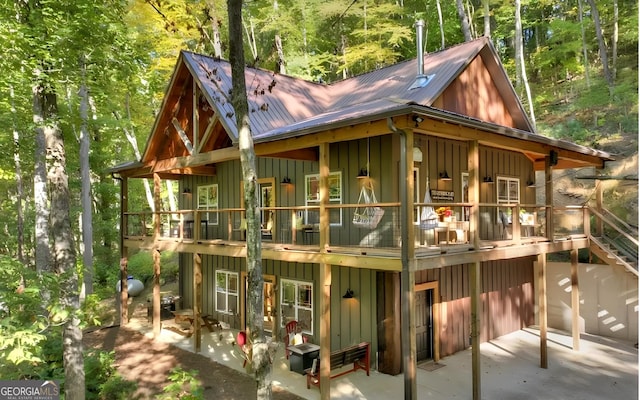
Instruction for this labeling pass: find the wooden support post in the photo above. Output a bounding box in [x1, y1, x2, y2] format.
[318, 143, 331, 400]
[545, 157, 554, 241]
[570, 249, 580, 351]
[468, 141, 480, 249]
[153, 249, 161, 337]
[595, 179, 603, 236]
[399, 129, 416, 400]
[119, 178, 129, 325]
[119, 257, 128, 325]
[153, 173, 162, 337]
[470, 261, 481, 400]
[194, 253, 203, 352]
[537, 254, 548, 369]
[192, 79, 199, 152]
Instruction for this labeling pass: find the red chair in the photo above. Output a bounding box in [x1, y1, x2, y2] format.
[283, 320, 308, 359]
[236, 331, 250, 367]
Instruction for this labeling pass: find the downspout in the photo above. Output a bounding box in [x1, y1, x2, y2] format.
[387, 117, 416, 400]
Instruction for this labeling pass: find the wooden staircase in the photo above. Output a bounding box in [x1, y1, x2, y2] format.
[588, 206, 638, 276]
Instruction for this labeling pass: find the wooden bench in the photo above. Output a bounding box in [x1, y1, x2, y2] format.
[305, 342, 370, 389]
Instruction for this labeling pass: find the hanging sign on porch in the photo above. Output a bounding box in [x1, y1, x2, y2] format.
[430, 189, 454, 201]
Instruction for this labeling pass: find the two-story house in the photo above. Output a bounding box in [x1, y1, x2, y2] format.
[110, 35, 613, 380]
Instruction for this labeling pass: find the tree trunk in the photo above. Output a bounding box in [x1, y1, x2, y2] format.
[578, 0, 591, 87]
[483, 0, 491, 38]
[227, 1, 271, 399]
[515, 0, 536, 130]
[44, 88, 85, 399]
[586, 0, 614, 93]
[612, 0, 618, 82]
[116, 98, 154, 211]
[33, 85, 50, 274]
[79, 62, 94, 296]
[275, 34, 286, 74]
[514, 0, 523, 88]
[436, 0, 445, 50]
[11, 86, 25, 264]
[456, 0, 472, 41]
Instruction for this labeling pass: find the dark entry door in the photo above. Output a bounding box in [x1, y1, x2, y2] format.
[415, 289, 434, 361]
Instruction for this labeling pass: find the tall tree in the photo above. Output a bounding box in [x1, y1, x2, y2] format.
[456, 0, 472, 41]
[78, 60, 94, 296]
[514, 0, 536, 130]
[227, 1, 271, 399]
[482, 0, 491, 37]
[44, 85, 85, 399]
[586, 0, 614, 93]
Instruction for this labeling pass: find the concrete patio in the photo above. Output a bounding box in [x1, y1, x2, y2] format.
[127, 311, 638, 400]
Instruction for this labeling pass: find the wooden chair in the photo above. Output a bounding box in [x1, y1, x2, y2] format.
[236, 331, 251, 367]
[283, 320, 308, 359]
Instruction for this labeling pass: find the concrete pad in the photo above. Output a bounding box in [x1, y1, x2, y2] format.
[130, 318, 637, 400]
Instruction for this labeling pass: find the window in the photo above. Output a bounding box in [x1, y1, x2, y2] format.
[305, 171, 342, 226]
[496, 176, 520, 222]
[280, 279, 313, 335]
[197, 184, 218, 225]
[215, 270, 238, 315]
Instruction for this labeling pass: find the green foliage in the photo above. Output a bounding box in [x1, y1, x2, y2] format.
[157, 367, 203, 400]
[85, 350, 138, 400]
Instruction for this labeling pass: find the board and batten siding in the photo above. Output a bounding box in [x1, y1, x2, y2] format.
[179, 254, 378, 354]
[414, 257, 535, 357]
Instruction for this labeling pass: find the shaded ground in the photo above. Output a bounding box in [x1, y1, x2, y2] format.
[84, 288, 303, 400]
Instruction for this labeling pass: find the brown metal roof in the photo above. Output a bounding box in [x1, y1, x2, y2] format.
[124, 37, 611, 173]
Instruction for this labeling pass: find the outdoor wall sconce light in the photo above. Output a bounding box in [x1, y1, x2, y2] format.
[439, 171, 452, 181]
[357, 169, 369, 179]
[549, 150, 559, 166]
[343, 288, 355, 299]
[527, 179, 536, 188]
[280, 177, 292, 186]
[412, 115, 424, 127]
[182, 188, 192, 195]
[483, 176, 494, 184]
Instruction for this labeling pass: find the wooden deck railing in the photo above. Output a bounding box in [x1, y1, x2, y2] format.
[124, 202, 589, 251]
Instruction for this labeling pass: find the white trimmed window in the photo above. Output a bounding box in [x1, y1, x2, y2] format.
[197, 184, 218, 225]
[304, 171, 342, 226]
[281, 279, 313, 335]
[215, 270, 238, 315]
[496, 176, 520, 221]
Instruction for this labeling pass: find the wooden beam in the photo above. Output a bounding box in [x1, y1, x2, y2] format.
[197, 115, 218, 154]
[254, 119, 392, 156]
[415, 118, 606, 169]
[120, 178, 129, 325]
[153, 173, 162, 338]
[257, 148, 318, 162]
[537, 254, 548, 369]
[318, 143, 330, 400]
[150, 146, 239, 173]
[470, 261, 481, 400]
[193, 79, 199, 152]
[119, 257, 128, 325]
[570, 249, 580, 351]
[194, 252, 203, 353]
[152, 249, 161, 337]
[469, 139, 482, 399]
[172, 117, 194, 154]
[545, 156, 554, 240]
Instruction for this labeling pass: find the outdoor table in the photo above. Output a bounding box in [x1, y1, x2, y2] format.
[288, 343, 320, 375]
